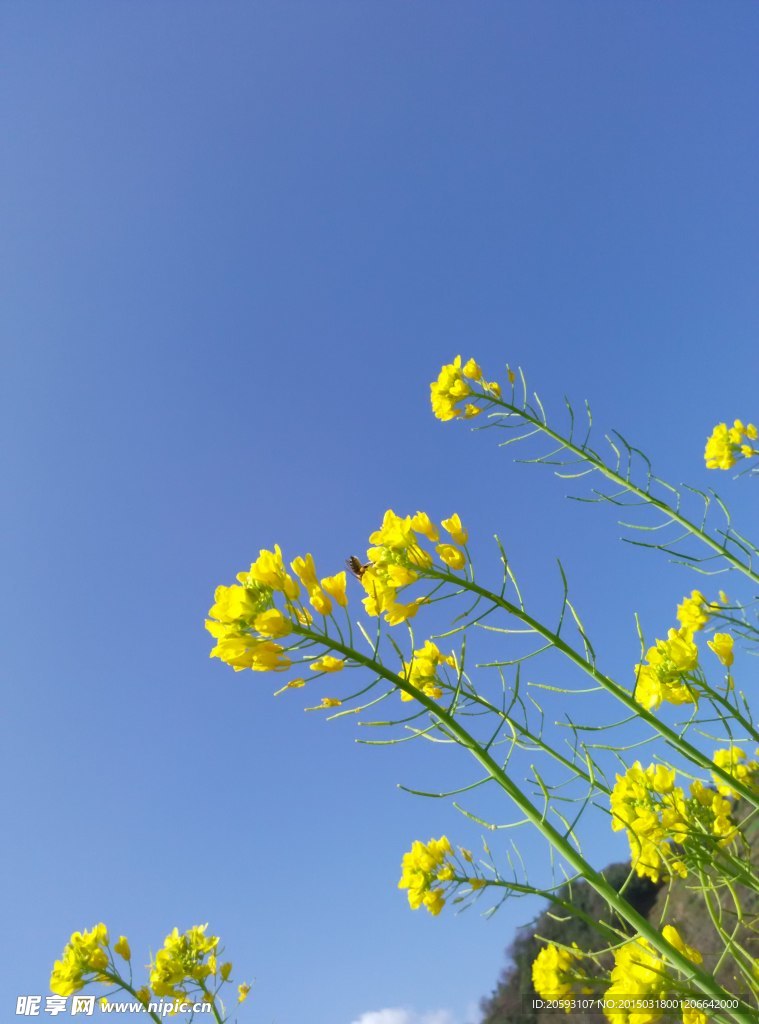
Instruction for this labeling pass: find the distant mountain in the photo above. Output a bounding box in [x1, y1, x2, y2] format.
[479, 808, 757, 1023]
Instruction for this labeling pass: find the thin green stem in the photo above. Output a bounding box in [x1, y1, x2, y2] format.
[485, 394, 759, 587]
[429, 568, 759, 812]
[297, 626, 745, 1023]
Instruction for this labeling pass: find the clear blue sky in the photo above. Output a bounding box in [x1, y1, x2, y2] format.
[3, 4, 758, 1024]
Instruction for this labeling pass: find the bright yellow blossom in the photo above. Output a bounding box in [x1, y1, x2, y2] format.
[149, 925, 219, 999]
[410, 511, 439, 542]
[705, 419, 758, 469]
[436, 543, 466, 570]
[50, 924, 110, 997]
[401, 640, 456, 702]
[633, 628, 698, 711]
[711, 746, 759, 799]
[676, 590, 710, 632]
[209, 634, 291, 672]
[707, 632, 734, 667]
[253, 609, 292, 638]
[319, 697, 342, 708]
[244, 546, 299, 598]
[398, 836, 453, 914]
[291, 553, 319, 591]
[430, 356, 474, 421]
[238, 983, 251, 1003]
[441, 512, 468, 545]
[310, 655, 344, 673]
[113, 936, 130, 962]
[531, 944, 586, 1006]
[321, 572, 348, 607]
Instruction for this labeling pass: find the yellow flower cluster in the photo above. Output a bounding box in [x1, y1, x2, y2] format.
[398, 836, 455, 915]
[206, 544, 352, 678]
[611, 759, 744, 882]
[359, 509, 469, 625]
[51, 922, 249, 1009]
[711, 745, 759, 799]
[50, 924, 110, 997]
[531, 944, 587, 1007]
[430, 356, 502, 421]
[704, 419, 758, 470]
[206, 545, 298, 673]
[633, 628, 699, 711]
[401, 640, 456, 702]
[675, 590, 712, 633]
[604, 927, 702, 1024]
[610, 763, 689, 883]
[149, 924, 219, 1000]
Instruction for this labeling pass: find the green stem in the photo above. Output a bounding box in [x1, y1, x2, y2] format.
[98, 973, 162, 1024]
[297, 626, 746, 1023]
[453, 874, 623, 946]
[486, 394, 759, 587]
[429, 568, 759, 812]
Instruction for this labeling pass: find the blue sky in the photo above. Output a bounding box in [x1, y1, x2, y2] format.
[3, 3, 758, 1023]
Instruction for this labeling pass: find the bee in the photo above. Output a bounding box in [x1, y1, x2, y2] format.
[346, 555, 372, 580]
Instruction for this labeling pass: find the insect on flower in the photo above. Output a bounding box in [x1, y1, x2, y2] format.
[346, 555, 372, 579]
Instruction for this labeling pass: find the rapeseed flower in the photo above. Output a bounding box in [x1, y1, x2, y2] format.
[707, 632, 734, 667]
[50, 924, 110, 997]
[430, 356, 501, 421]
[633, 628, 699, 711]
[398, 836, 454, 914]
[401, 640, 456, 702]
[711, 745, 759, 799]
[531, 944, 586, 1006]
[704, 420, 758, 470]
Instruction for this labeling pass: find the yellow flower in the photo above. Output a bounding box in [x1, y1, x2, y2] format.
[436, 543, 466, 570]
[531, 944, 585, 1005]
[430, 356, 473, 421]
[244, 546, 299, 598]
[410, 511, 439, 542]
[114, 936, 131, 962]
[210, 634, 291, 672]
[441, 512, 468, 545]
[402, 640, 455, 702]
[610, 763, 689, 883]
[320, 697, 342, 708]
[49, 924, 110, 997]
[462, 358, 482, 380]
[238, 983, 251, 1003]
[310, 655, 344, 673]
[321, 572, 348, 607]
[208, 585, 260, 626]
[253, 609, 292, 639]
[705, 423, 737, 470]
[291, 553, 319, 591]
[220, 962, 233, 981]
[705, 419, 758, 469]
[676, 590, 709, 632]
[711, 745, 759, 798]
[135, 988, 151, 1007]
[308, 587, 333, 616]
[682, 1006, 709, 1024]
[633, 627, 698, 711]
[707, 632, 734, 667]
[398, 836, 453, 914]
[661, 925, 702, 964]
[149, 925, 218, 998]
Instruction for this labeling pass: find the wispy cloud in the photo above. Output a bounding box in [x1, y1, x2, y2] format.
[350, 1009, 456, 1024]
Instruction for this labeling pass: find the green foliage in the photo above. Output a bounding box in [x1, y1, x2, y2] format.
[480, 861, 661, 1024]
